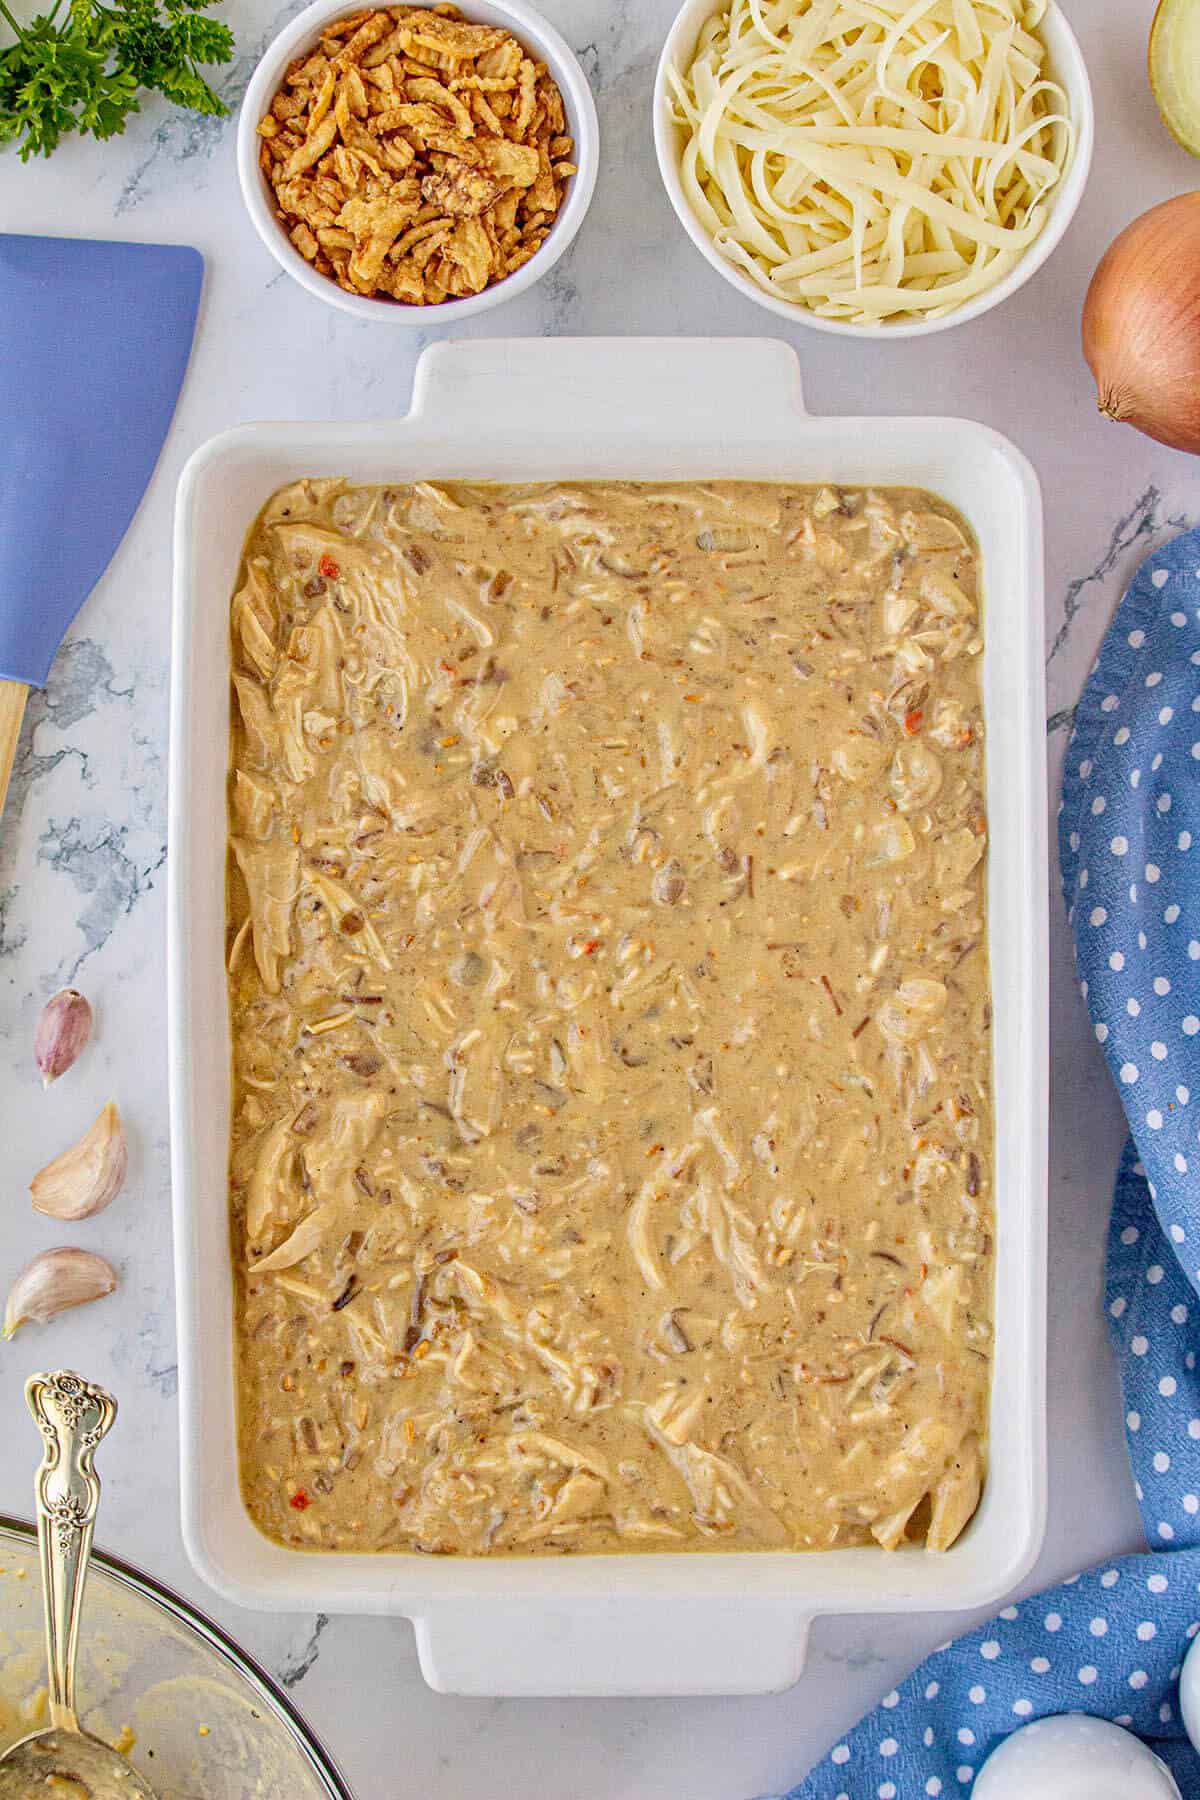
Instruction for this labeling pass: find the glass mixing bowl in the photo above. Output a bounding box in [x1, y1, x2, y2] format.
[0, 1515, 351, 1798]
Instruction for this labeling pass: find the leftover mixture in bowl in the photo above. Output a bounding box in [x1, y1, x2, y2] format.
[226, 477, 993, 1555]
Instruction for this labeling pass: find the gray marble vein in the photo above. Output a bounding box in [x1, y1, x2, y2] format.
[117, 1308, 181, 1399]
[1, 745, 91, 857]
[1, 639, 129, 841]
[1046, 485, 1190, 667]
[37, 820, 167, 980]
[0, 881, 28, 964]
[38, 639, 132, 729]
[279, 1614, 330, 1689]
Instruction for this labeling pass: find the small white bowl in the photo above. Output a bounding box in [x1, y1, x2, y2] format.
[652, 0, 1094, 339]
[237, 0, 599, 324]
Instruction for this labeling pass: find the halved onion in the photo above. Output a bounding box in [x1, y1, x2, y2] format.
[1150, 0, 1200, 159]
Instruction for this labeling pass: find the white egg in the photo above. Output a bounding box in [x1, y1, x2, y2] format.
[974, 1715, 1182, 1800]
[1179, 1625, 1200, 1750]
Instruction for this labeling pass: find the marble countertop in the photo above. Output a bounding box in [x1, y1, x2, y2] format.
[0, 0, 1193, 1792]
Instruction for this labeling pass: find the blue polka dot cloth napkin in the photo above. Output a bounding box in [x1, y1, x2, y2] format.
[781, 530, 1200, 1799]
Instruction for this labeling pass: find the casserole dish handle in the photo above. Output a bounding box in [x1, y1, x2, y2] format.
[410, 336, 808, 440]
[413, 1599, 811, 1697]
[404, 336, 812, 1699]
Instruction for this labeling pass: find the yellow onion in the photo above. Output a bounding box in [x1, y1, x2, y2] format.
[1082, 192, 1200, 453]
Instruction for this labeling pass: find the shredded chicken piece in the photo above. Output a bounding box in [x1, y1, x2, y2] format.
[227, 479, 993, 1557]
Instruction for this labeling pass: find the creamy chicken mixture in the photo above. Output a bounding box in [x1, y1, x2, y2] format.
[227, 478, 993, 1556]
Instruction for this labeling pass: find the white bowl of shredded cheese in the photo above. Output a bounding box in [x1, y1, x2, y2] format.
[653, 0, 1093, 336]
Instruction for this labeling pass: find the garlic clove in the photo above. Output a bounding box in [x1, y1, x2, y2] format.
[30, 1101, 128, 1221]
[34, 986, 94, 1086]
[3, 1248, 118, 1338]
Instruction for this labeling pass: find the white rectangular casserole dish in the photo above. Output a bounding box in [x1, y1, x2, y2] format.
[169, 337, 1048, 1697]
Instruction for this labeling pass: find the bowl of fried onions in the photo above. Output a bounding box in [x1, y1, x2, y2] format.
[654, 0, 1093, 336]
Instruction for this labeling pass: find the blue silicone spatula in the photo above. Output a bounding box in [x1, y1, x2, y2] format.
[0, 234, 203, 819]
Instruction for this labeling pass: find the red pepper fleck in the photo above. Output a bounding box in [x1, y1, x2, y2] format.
[583, 938, 601, 955]
[290, 1489, 311, 1511]
[318, 554, 340, 580]
[903, 709, 923, 736]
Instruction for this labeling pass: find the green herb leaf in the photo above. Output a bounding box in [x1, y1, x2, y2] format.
[0, 0, 233, 159]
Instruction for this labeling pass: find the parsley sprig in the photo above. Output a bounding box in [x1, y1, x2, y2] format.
[0, 0, 234, 159]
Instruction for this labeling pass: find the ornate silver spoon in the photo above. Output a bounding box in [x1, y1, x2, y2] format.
[0, 1371, 160, 1798]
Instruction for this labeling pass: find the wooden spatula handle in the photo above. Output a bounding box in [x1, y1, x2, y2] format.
[0, 679, 29, 820]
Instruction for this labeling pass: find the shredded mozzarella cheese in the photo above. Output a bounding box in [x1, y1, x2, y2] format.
[668, 0, 1074, 324]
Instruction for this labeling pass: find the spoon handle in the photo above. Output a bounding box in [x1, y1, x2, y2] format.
[26, 1370, 117, 1732]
